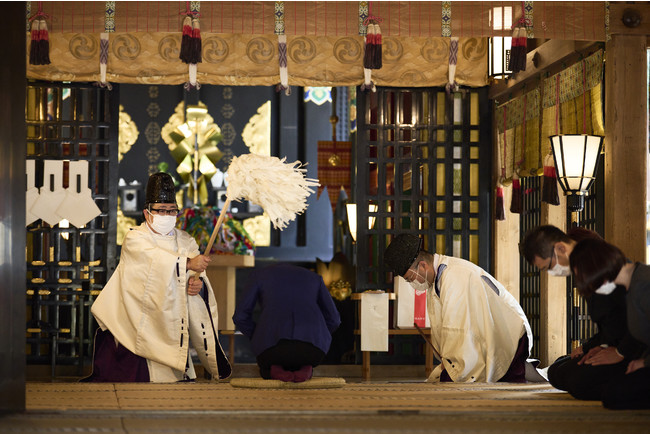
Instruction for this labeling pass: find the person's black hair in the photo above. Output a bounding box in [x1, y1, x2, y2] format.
[519, 225, 573, 265]
[569, 238, 626, 297]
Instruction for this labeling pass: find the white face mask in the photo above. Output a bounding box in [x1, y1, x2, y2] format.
[408, 269, 431, 295]
[150, 214, 177, 235]
[595, 281, 617, 295]
[547, 250, 571, 277]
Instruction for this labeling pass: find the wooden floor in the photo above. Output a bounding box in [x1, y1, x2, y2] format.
[2, 366, 650, 433]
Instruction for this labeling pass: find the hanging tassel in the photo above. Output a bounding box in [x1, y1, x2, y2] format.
[29, 19, 40, 65]
[508, 27, 520, 73]
[510, 173, 522, 214]
[360, 12, 382, 92]
[28, 2, 51, 66]
[363, 23, 375, 69]
[373, 23, 382, 69]
[517, 26, 527, 72]
[508, 26, 527, 74]
[190, 17, 202, 64]
[361, 24, 377, 92]
[495, 183, 506, 221]
[179, 15, 193, 64]
[541, 153, 560, 205]
[360, 24, 376, 92]
[180, 14, 201, 89]
[36, 19, 51, 65]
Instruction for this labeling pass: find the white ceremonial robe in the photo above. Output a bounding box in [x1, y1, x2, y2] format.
[91, 223, 230, 382]
[426, 254, 533, 383]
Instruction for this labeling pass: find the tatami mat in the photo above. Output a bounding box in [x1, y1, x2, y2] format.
[1, 380, 648, 433]
[229, 376, 346, 389]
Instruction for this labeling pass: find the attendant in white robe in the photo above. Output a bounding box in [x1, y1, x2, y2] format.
[384, 234, 534, 382]
[86, 173, 231, 383]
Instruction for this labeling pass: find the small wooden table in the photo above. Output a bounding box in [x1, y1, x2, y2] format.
[205, 254, 254, 364]
[206, 254, 254, 331]
[351, 293, 435, 380]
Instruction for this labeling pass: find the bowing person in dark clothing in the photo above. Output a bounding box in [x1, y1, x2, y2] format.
[519, 225, 644, 400]
[570, 238, 650, 409]
[233, 263, 341, 382]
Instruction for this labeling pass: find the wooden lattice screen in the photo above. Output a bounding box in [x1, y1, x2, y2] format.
[355, 87, 492, 291]
[25, 82, 119, 375]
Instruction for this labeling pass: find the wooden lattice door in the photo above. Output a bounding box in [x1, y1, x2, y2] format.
[25, 82, 119, 374]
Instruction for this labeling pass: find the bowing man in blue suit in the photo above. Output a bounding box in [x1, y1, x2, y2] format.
[233, 263, 341, 382]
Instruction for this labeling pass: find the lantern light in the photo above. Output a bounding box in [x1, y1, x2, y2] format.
[549, 134, 604, 212]
[488, 6, 513, 79]
[346, 203, 378, 242]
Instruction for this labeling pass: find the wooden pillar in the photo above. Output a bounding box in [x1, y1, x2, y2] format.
[493, 184, 521, 301]
[539, 199, 567, 367]
[604, 34, 648, 262]
[0, 1, 26, 413]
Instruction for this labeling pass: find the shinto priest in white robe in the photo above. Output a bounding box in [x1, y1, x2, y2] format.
[91, 223, 232, 382]
[426, 253, 533, 382]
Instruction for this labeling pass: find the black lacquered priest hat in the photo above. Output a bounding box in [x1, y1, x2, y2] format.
[383, 233, 423, 277]
[145, 172, 177, 206]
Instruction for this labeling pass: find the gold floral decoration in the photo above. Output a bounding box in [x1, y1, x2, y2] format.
[118, 105, 139, 161]
[242, 214, 271, 247]
[161, 101, 223, 205]
[241, 100, 271, 156]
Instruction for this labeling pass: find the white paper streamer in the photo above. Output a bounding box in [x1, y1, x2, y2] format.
[26, 159, 39, 226]
[57, 161, 101, 228]
[30, 160, 66, 226]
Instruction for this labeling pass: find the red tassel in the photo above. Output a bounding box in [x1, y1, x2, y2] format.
[373, 24, 382, 69]
[30, 19, 50, 66]
[179, 15, 193, 64]
[495, 185, 506, 221]
[510, 175, 522, 214]
[363, 23, 375, 69]
[190, 17, 202, 64]
[542, 154, 560, 205]
[517, 29, 527, 72]
[508, 27, 527, 74]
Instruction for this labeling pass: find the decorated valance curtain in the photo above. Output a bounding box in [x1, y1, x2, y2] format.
[496, 50, 605, 183]
[25, 1, 609, 87]
[26, 32, 487, 87]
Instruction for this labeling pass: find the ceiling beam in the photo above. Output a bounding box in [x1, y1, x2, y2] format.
[488, 40, 601, 102]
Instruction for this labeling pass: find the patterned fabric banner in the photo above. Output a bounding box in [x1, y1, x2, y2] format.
[495, 50, 605, 182]
[27, 33, 487, 87]
[496, 89, 541, 180]
[542, 50, 604, 108]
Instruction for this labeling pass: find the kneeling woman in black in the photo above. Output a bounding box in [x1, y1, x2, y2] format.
[570, 238, 650, 410]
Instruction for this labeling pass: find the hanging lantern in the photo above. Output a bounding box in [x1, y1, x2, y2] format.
[549, 134, 603, 212]
[489, 36, 512, 79]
